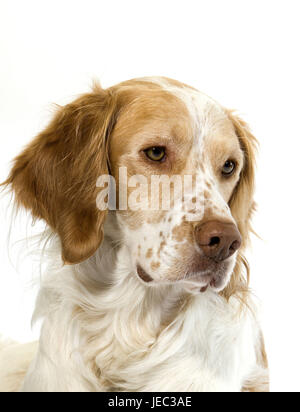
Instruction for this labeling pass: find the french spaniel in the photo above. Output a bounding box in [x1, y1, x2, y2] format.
[0, 77, 269, 392]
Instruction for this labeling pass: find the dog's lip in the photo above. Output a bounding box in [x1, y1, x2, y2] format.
[137, 265, 153, 283]
[185, 272, 224, 293]
[136, 265, 224, 292]
[188, 280, 211, 293]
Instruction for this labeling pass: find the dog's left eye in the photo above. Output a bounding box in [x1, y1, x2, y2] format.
[144, 147, 166, 162]
[222, 160, 236, 176]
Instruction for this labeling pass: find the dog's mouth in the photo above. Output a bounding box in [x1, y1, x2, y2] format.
[137, 265, 154, 283]
[136, 263, 230, 293]
[185, 271, 227, 293]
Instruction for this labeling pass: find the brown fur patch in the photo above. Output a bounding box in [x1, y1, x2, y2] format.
[172, 225, 184, 242]
[146, 248, 153, 259]
[158, 240, 167, 258]
[151, 261, 161, 271]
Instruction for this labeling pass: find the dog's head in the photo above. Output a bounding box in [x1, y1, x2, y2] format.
[4, 77, 257, 296]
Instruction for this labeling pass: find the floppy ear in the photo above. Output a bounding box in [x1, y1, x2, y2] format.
[4, 86, 118, 264]
[227, 110, 258, 248]
[221, 111, 258, 301]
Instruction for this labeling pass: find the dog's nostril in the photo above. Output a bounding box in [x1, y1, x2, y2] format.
[229, 240, 241, 252]
[209, 237, 220, 247]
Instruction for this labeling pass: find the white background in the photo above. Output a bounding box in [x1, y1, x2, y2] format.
[0, 0, 299, 392]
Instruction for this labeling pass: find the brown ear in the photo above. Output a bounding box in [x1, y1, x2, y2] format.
[4, 85, 118, 264]
[221, 111, 258, 301]
[227, 110, 258, 247]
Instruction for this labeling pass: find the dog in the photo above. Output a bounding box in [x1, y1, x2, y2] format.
[0, 77, 269, 392]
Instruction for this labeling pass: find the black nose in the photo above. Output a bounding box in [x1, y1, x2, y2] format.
[195, 221, 242, 262]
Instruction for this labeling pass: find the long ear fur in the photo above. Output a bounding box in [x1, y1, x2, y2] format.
[228, 110, 258, 245]
[222, 110, 258, 300]
[3, 86, 119, 264]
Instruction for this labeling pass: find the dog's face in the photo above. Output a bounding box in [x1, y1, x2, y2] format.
[109, 79, 245, 292]
[4, 77, 257, 295]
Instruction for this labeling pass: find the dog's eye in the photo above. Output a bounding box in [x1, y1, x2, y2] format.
[222, 160, 236, 176]
[144, 147, 166, 162]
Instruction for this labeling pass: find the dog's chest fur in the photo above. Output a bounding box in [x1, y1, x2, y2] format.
[26, 237, 259, 392]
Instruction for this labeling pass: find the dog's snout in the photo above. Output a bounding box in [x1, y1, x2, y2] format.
[195, 221, 242, 262]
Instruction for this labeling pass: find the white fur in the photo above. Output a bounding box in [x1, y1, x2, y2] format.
[0, 338, 38, 392]
[0, 219, 263, 392]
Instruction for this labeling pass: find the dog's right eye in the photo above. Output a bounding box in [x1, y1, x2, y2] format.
[144, 147, 166, 162]
[222, 160, 236, 177]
